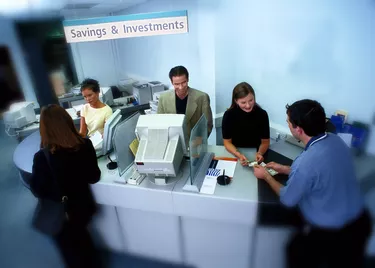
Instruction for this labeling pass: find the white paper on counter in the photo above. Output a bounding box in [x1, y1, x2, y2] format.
[65, 108, 78, 119]
[73, 104, 84, 114]
[215, 160, 237, 178]
[200, 175, 217, 195]
[90, 131, 103, 149]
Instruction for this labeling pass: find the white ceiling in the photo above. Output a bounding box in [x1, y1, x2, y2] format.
[0, 0, 148, 19]
[61, 0, 149, 18]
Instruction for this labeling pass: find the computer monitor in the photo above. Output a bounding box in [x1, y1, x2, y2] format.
[100, 87, 114, 107]
[134, 114, 187, 178]
[100, 109, 122, 156]
[3, 102, 37, 128]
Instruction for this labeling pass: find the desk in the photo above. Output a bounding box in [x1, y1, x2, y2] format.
[58, 94, 85, 108]
[13, 133, 375, 268]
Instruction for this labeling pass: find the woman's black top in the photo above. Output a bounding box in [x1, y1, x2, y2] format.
[30, 138, 101, 225]
[222, 105, 270, 149]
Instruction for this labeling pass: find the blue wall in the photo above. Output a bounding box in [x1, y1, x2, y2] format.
[113, 0, 217, 116]
[70, 39, 119, 86]
[66, 0, 375, 153]
[214, 0, 375, 153]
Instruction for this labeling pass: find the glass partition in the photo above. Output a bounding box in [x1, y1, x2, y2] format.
[189, 114, 208, 183]
[112, 112, 141, 176]
[183, 114, 214, 192]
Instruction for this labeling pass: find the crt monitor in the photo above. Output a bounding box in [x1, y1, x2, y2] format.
[3, 101, 37, 129]
[134, 114, 187, 178]
[100, 87, 114, 107]
[100, 109, 122, 156]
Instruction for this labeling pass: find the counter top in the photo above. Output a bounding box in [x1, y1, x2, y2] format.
[92, 155, 191, 214]
[13, 130, 375, 226]
[13, 130, 40, 174]
[174, 146, 259, 201]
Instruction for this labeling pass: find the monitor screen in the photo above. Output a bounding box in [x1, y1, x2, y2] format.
[102, 109, 122, 155]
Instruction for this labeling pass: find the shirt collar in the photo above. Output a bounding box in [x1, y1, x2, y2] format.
[304, 133, 328, 151]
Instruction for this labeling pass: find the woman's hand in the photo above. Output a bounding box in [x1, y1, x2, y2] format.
[255, 152, 264, 163]
[237, 153, 249, 166]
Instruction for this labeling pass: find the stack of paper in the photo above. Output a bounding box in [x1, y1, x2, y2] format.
[214, 160, 236, 177]
[65, 108, 78, 119]
[73, 104, 84, 112]
[200, 175, 218, 195]
[129, 138, 139, 156]
[90, 131, 103, 149]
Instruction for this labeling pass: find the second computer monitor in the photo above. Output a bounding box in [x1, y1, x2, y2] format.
[102, 109, 122, 156]
[100, 87, 114, 107]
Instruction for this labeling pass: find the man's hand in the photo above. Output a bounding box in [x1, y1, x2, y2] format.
[253, 165, 269, 179]
[265, 162, 286, 174]
[254, 165, 283, 196]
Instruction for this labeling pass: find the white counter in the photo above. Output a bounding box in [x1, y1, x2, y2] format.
[13, 131, 375, 267]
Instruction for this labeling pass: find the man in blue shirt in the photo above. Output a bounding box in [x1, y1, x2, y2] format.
[253, 99, 372, 268]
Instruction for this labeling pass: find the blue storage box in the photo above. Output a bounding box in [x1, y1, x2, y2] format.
[330, 115, 345, 133]
[341, 124, 368, 149]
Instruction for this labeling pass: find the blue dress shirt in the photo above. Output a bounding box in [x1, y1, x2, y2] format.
[280, 133, 364, 229]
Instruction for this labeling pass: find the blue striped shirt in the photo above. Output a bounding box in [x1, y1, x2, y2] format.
[280, 133, 364, 229]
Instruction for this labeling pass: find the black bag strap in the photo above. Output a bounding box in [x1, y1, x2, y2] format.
[42, 148, 68, 204]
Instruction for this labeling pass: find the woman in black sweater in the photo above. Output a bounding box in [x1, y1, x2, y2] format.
[222, 82, 270, 165]
[30, 104, 102, 268]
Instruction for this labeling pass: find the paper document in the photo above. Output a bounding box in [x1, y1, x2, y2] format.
[129, 138, 139, 156]
[200, 175, 218, 195]
[90, 131, 103, 149]
[73, 104, 84, 114]
[65, 108, 78, 119]
[200, 158, 237, 195]
[214, 160, 237, 178]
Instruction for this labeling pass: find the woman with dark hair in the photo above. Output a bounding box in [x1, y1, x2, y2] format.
[30, 104, 102, 268]
[79, 78, 112, 137]
[222, 82, 270, 164]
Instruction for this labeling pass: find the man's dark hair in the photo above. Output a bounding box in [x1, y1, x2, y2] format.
[286, 99, 326, 137]
[169, 66, 189, 81]
[80, 78, 100, 93]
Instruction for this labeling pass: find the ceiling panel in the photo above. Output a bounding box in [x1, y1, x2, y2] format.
[1, 0, 148, 18]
